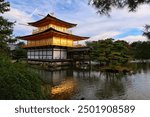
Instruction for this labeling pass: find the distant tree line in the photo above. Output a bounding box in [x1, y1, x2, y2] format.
[131, 41, 150, 60]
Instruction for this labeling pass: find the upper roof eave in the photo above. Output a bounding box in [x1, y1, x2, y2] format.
[18, 28, 89, 41]
[28, 14, 77, 28]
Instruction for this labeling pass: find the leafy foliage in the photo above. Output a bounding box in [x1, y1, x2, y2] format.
[131, 41, 150, 60]
[13, 47, 27, 60]
[0, 0, 14, 50]
[13, 42, 27, 60]
[143, 25, 150, 39]
[0, 54, 46, 99]
[0, 0, 10, 13]
[0, 0, 47, 100]
[86, 38, 132, 67]
[89, 0, 150, 16]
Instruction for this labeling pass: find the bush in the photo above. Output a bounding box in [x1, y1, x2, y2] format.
[0, 54, 46, 99]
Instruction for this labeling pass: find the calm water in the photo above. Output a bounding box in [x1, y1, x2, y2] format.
[36, 63, 150, 100]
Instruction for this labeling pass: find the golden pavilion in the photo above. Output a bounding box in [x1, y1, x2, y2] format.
[19, 14, 89, 61]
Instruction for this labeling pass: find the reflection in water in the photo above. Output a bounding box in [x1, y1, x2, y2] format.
[51, 79, 77, 100]
[37, 63, 150, 100]
[72, 71, 126, 100]
[136, 62, 150, 74]
[95, 73, 125, 99]
[39, 70, 76, 99]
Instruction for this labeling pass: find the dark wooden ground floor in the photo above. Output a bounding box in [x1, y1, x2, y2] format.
[26, 46, 91, 67]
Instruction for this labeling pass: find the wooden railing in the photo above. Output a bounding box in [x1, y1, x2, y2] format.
[22, 42, 52, 48]
[32, 28, 72, 34]
[22, 43, 74, 48]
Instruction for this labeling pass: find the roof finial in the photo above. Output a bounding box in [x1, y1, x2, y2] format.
[49, 12, 55, 17]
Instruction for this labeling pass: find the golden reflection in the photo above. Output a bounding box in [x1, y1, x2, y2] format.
[51, 79, 77, 99]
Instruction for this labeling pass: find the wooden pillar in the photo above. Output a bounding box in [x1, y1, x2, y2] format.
[52, 47, 54, 60]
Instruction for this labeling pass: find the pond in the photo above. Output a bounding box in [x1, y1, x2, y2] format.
[35, 63, 150, 100]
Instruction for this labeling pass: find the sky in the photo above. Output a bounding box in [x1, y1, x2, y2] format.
[2, 0, 150, 43]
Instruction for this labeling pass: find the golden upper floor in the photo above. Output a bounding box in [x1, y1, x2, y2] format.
[32, 23, 72, 34]
[23, 37, 73, 48]
[28, 14, 76, 34]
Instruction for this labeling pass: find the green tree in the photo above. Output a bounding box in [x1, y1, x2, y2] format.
[86, 39, 132, 71]
[89, 0, 150, 16]
[13, 42, 27, 61]
[0, 0, 14, 51]
[0, 1, 48, 100]
[7, 38, 17, 44]
[86, 38, 131, 65]
[131, 41, 150, 60]
[143, 25, 150, 39]
[0, 54, 46, 99]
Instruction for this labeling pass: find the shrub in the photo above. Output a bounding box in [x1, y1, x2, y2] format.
[0, 54, 46, 99]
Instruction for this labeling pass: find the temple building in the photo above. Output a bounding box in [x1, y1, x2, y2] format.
[19, 14, 89, 61]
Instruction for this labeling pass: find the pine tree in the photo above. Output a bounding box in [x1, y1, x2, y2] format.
[90, 0, 150, 16]
[0, 0, 13, 50]
[143, 25, 150, 40]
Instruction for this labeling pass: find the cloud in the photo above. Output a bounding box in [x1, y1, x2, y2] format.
[77, 31, 121, 45]
[117, 35, 148, 43]
[89, 31, 121, 41]
[2, 7, 34, 36]
[69, 3, 150, 41]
